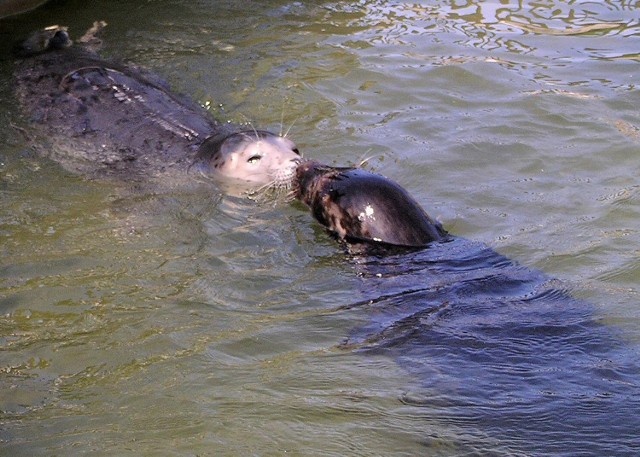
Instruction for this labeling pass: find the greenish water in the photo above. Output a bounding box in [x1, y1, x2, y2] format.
[1, 1, 639, 455]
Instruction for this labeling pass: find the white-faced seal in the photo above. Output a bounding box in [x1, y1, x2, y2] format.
[293, 160, 447, 247]
[193, 130, 300, 189]
[13, 23, 301, 186]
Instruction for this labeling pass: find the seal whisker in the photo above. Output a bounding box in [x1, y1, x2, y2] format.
[237, 113, 260, 140]
[357, 149, 377, 169]
[279, 98, 286, 137]
[247, 177, 294, 204]
[283, 116, 298, 139]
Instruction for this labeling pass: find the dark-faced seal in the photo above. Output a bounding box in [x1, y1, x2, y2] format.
[293, 160, 447, 247]
[290, 161, 640, 455]
[13, 23, 301, 186]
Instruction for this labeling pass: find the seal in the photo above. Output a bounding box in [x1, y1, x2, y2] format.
[293, 160, 447, 247]
[13, 23, 301, 186]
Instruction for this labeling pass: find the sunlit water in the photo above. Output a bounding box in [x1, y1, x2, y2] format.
[1, 1, 639, 455]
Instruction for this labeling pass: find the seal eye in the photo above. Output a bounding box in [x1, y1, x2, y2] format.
[292, 148, 300, 155]
[247, 155, 262, 164]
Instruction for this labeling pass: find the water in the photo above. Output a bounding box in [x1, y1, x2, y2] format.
[1, 1, 639, 455]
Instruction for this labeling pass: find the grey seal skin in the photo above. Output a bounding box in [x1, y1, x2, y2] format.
[293, 160, 447, 247]
[13, 23, 301, 185]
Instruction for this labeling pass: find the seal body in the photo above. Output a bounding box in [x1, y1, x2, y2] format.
[294, 161, 447, 247]
[13, 24, 301, 185]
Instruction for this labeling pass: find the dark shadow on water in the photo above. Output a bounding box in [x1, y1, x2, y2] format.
[342, 237, 640, 456]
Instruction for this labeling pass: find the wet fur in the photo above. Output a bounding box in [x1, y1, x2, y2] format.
[293, 160, 447, 247]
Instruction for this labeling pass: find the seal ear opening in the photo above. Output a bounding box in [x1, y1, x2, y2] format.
[195, 132, 230, 163]
[193, 131, 246, 174]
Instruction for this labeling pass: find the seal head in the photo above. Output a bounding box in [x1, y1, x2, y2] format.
[194, 130, 301, 188]
[294, 161, 446, 247]
[14, 25, 72, 57]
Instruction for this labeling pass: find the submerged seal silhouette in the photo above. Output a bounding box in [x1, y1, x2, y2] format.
[13, 23, 301, 186]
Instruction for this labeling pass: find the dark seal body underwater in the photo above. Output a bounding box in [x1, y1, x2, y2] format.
[13, 23, 301, 186]
[290, 159, 640, 456]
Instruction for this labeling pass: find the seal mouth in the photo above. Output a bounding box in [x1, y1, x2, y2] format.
[272, 157, 302, 188]
[249, 156, 303, 201]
